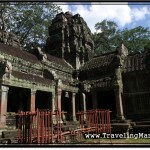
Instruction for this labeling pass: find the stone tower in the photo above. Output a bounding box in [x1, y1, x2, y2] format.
[45, 11, 95, 69]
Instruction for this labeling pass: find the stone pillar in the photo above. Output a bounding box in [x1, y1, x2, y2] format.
[114, 88, 125, 120]
[72, 92, 76, 121]
[113, 57, 125, 121]
[52, 91, 56, 112]
[92, 91, 97, 109]
[82, 93, 86, 121]
[52, 91, 57, 124]
[30, 89, 36, 112]
[0, 85, 9, 127]
[57, 88, 62, 112]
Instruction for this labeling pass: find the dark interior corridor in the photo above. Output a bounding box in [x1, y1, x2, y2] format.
[97, 90, 116, 119]
[35, 90, 52, 110]
[7, 86, 30, 112]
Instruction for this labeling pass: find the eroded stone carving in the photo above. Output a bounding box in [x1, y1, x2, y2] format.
[5, 60, 12, 73]
[0, 30, 21, 48]
[45, 11, 95, 69]
[2, 60, 12, 81]
[37, 47, 47, 62]
[112, 54, 123, 91]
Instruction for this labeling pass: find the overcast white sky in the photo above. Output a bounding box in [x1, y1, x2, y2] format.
[57, 2, 150, 33]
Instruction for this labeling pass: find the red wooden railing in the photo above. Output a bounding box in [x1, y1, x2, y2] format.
[16, 109, 111, 144]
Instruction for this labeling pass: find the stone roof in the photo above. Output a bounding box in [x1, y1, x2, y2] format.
[0, 43, 73, 69]
[46, 53, 73, 69]
[12, 70, 53, 85]
[0, 43, 39, 63]
[80, 52, 117, 71]
[81, 50, 149, 74]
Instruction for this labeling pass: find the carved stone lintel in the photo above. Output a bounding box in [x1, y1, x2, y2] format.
[61, 84, 78, 93]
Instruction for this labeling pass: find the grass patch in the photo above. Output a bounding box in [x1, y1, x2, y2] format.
[81, 138, 150, 144]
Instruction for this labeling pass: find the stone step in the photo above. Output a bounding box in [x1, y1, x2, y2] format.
[133, 125, 150, 128]
[2, 130, 18, 138]
[135, 121, 150, 125]
[111, 123, 131, 134]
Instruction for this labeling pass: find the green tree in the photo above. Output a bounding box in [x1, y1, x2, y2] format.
[93, 20, 150, 54]
[120, 26, 150, 53]
[0, 2, 62, 50]
[0, 2, 13, 31]
[93, 19, 121, 54]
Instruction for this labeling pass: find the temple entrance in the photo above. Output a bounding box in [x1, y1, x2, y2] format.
[35, 91, 52, 110]
[7, 86, 30, 128]
[61, 91, 72, 121]
[86, 93, 93, 110]
[97, 90, 116, 119]
[7, 86, 30, 112]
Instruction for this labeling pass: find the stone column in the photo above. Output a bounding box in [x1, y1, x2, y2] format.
[72, 92, 76, 121]
[30, 89, 36, 112]
[57, 88, 62, 112]
[82, 93, 86, 121]
[0, 85, 9, 127]
[92, 91, 97, 109]
[52, 91, 56, 112]
[113, 57, 125, 121]
[52, 91, 57, 124]
[114, 87, 125, 120]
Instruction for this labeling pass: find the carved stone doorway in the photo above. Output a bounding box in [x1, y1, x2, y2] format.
[97, 90, 116, 119]
[61, 91, 72, 121]
[7, 86, 30, 112]
[7, 86, 30, 128]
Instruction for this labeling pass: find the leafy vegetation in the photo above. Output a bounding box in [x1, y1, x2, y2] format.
[93, 19, 150, 54]
[1, 3, 150, 54]
[0, 2, 62, 50]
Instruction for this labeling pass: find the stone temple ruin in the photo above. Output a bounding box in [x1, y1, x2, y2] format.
[0, 11, 150, 142]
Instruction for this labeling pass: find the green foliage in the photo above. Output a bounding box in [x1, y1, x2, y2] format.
[93, 20, 150, 54]
[120, 26, 150, 53]
[0, 2, 62, 50]
[93, 20, 122, 54]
